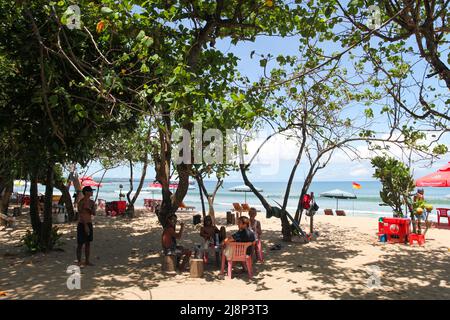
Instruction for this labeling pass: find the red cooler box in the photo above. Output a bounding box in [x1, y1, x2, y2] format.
[379, 217, 410, 244]
[106, 201, 127, 216]
[116, 201, 126, 214]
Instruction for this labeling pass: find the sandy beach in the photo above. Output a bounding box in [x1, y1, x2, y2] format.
[1, 209, 449, 300]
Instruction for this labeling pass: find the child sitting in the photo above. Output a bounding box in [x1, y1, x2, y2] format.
[200, 216, 219, 244]
[224, 216, 255, 256]
[161, 214, 191, 272]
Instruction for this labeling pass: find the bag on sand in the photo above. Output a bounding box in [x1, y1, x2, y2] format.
[305, 202, 319, 217]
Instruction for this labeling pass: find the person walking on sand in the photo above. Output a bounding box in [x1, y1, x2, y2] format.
[76, 186, 96, 267]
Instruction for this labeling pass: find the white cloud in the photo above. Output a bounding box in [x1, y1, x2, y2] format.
[349, 166, 371, 178]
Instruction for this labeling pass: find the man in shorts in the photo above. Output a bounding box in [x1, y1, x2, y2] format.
[76, 186, 96, 267]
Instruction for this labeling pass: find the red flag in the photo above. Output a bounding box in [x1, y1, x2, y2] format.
[352, 182, 362, 189]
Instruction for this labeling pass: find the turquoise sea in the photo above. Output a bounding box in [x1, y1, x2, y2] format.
[15, 179, 450, 221]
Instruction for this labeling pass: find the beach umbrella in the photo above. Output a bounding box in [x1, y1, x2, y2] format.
[148, 182, 163, 198]
[416, 162, 450, 187]
[147, 181, 179, 198]
[149, 181, 178, 190]
[80, 176, 102, 188]
[229, 185, 263, 203]
[14, 180, 26, 187]
[319, 189, 356, 210]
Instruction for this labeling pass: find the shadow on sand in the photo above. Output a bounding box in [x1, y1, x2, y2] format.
[0, 213, 449, 299]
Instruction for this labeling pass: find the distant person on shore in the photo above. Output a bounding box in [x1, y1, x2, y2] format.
[161, 214, 191, 272]
[414, 189, 425, 203]
[76, 186, 96, 267]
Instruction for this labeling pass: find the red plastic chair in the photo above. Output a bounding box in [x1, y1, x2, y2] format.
[409, 233, 425, 246]
[254, 239, 264, 263]
[336, 210, 346, 216]
[436, 208, 450, 226]
[220, 242, 254, 279]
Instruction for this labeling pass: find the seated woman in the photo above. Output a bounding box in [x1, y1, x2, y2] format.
[200, 215, 222, 265]
[161, 214, 191, 272]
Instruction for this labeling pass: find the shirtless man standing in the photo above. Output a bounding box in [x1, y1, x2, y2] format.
[76, 186, 96, 267]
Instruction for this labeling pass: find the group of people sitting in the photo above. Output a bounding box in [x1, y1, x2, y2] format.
[161, 207, 262, 272]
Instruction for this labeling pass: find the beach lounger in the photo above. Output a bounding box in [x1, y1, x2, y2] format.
[240, 203, 261, 213]
[336, 210, 346, 216]
[232, 203, 243, 221]
[324, 209, 334, 216]
[176, 202, 196, 213]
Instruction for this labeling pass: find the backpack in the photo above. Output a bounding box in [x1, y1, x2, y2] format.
[302, 194, 312, 209]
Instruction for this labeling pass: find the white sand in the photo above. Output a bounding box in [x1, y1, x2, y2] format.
[1, 209, 449, 300]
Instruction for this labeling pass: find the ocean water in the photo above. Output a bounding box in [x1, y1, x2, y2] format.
[15, 179, 450, 220]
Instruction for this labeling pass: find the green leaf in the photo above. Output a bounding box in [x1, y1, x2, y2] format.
[101, 7, 114, 15]
[142, 36, 153, 47]
[136, 30, 145, 41]
[140, 63, 149, 73]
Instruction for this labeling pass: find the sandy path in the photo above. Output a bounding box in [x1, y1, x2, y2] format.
[1, 209, 449, 300]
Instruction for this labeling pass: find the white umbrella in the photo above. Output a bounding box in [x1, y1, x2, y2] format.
[229, 185, 263, 203]
[320, 189, 356, 210]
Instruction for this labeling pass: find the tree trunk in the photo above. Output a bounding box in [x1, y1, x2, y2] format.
[208, 178, 223, 226]
[280, 215, 292, 242]
[94, 169, 108, 203]
[128, 158, 149, 218]
[41, 164, 54, 251]
[55, 179, 75, 222]
[0, 177, 5, 196]
[19, 179, 28, 211]
[154, 116, 175, 227]
[197, 176, 207, 219]
[29, 174, 41, 234]
[0, 179, 13, 215]
[294, 191, 306, 224]
[240, 164, 292, 241]
[195, 173, 221, 225]
[282, 142, 306, 213]
[126, 159, 134, 218]
[207, 196, 215, 225]
[69, 169, 83, 204]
